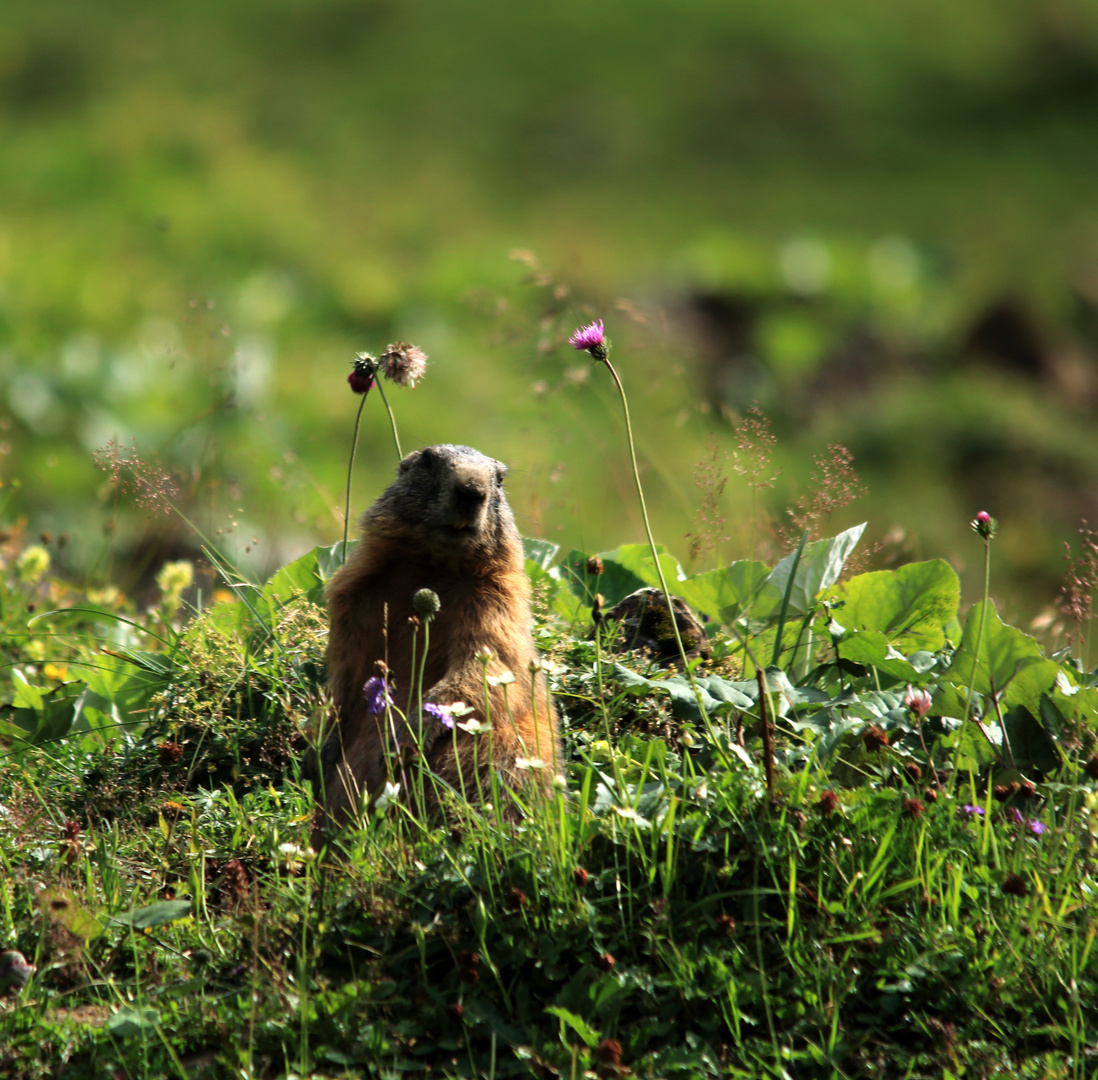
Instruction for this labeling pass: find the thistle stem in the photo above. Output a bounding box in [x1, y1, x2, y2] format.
[963, 536, 992, 725]
[601, 358, 724, 755]
[341, 394, 368, 563]
[374, 379, 403, 460]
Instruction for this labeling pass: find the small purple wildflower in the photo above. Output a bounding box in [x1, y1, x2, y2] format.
[961, 804, 985, 818]
[568, 319, 609, 361]
[423, 702, 454, 730]
[1026, 819, 1047, 836]
[1004, 807, 1024, 825]
[363, 676, 393, 715]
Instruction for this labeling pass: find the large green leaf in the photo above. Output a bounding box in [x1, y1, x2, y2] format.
[838, 631, 922, 683]
[523, 537, 560, 571]
[1003, 705, 1061, 775]
[754, 524, 866, 619]
[262, 545, 327, 607]
[824, 560, 960, 653]
[675, 561, 772, 625]
[943, 601, 1058, 712]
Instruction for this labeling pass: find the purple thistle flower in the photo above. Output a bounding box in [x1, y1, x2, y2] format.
[363, 676, 393, 715]
[423, 702, 454, 730]
[568, 319, 609, 361]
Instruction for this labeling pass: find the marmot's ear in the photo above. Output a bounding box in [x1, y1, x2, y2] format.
[495, 461, 507, 483]
[399, 450, 423, 474]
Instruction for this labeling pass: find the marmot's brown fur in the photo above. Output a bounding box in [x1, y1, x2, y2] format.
[318, 444, 560, 826]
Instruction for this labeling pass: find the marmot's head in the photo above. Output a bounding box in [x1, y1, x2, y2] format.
[367, 444, 516, 560]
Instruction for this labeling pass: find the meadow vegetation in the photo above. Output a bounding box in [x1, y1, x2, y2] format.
[2, 326, 1098, 1078]
[4, 2, 1098, 1075]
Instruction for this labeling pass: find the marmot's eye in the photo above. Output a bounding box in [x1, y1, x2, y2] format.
[495, 464, 507, 485]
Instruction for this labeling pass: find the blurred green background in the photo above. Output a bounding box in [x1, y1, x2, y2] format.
[3, 0, 1098, 620]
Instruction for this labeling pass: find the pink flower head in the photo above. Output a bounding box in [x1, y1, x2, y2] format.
[379, 342, 428, 388]
[903, 685, 933, 720]
[568, 319, 609, 361]
[972, 510, 997, 540]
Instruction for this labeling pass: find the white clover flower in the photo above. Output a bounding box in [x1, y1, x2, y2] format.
[374, 780, 401, 811]
[515, 757, 546, 771]
[487, 670, 515, 687]
[457, 717, 492, 735]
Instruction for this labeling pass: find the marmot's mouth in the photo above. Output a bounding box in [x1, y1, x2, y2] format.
[452, 514, 468, 530]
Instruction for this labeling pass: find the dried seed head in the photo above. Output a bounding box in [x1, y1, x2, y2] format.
[902, 797, 925, 820]
[924, 787, 939, 804]
[379, 342, 428, 387]
[715, 913, 737, 935]
[594, 952, 615, 972]
[158, 740, 183, 768]
[817, 789, 840, 817]
[573, 866, 589, 888]
[862, 724, 889, 753]
[596, 1038, 623, 1067]
[904, 762, 922, 783]
[446, 1002, 465, 1022]
[505, 888, 528, 911]
[1001, 873, 1028, 897]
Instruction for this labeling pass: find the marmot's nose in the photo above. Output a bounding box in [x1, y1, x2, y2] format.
[453, 481, 487, 514]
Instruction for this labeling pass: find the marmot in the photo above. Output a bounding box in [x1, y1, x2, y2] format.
[318, 444, 561, 826]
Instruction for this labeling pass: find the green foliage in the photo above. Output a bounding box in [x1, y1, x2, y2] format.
[4, 523, 1098, 1077]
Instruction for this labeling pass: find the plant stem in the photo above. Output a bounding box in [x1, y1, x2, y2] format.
[964, 536, 992, 725]
[342, 394, 368, 563]
[374, 379, 403, 460]
[756, 667, 775, 799]
[601, 357, 725, 756]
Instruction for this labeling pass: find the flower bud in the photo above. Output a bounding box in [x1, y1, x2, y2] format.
[413, 588, 441, 619]
[971, 510, 997, 540]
